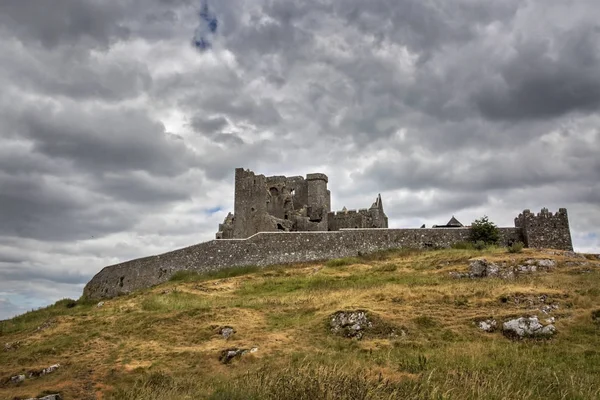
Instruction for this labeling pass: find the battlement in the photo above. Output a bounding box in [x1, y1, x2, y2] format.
[514, 208, 572, 250]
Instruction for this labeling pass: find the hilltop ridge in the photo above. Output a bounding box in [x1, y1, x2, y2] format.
[2, 247, 600, 399]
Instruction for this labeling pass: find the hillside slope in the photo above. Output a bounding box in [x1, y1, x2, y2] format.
[1, 248, 600, 400]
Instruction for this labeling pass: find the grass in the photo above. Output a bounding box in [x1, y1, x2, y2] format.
[1, 248, 599, 399]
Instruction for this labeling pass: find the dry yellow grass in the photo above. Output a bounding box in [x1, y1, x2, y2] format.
[1, 247, 599, 399]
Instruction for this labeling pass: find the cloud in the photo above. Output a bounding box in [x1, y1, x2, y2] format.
[0, 0, 599, 320]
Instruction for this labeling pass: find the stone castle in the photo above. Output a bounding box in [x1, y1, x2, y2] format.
[83, 168, 573, 300]
[216, 168, 388, 239]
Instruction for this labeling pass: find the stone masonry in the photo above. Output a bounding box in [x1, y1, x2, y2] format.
[84, 227, 523, 299]
[515, 208, 573, 251]
[83, 168, 574, 300]
[216, 168, 388, 239]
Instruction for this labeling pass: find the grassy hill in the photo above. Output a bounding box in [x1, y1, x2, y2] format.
[1, 247, 600, 400]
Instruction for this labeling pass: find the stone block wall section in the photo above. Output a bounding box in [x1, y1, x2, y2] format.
[515, 208, 573, 251]
[83, 227, 523, 300]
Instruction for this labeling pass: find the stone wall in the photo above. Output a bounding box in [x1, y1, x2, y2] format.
[515, 208, 573, 251]
[83, 227, 523, 300]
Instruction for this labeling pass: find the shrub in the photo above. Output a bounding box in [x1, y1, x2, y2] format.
[507, 241, 524, 253]
[470, 216, 500, 245]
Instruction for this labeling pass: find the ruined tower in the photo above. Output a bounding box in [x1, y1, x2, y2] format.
[514, 208, 573, 251]
[215, 168, 387, 239]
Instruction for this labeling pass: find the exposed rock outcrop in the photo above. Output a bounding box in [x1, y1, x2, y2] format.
[502, 316, 556, 339]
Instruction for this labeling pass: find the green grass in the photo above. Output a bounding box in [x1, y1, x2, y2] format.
[1, 248, 599, 400]
[169, 265, 260, 282]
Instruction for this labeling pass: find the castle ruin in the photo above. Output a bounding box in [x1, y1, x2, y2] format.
[83, 168, 574, 300]
[216, 168, 388, 239]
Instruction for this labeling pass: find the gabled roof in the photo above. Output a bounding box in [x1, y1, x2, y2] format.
[446, 216, 463, 227]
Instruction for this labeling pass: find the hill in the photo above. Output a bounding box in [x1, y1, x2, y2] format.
[1, 247, 600, 400]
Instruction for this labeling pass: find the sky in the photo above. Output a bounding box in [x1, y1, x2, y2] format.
[1, 0, 599, 320]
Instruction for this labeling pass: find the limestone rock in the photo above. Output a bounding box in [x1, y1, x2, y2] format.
[219, 347, 257, 364]
[330, 310, 373, 339]
[4, 341, 21, 351]
[29, 364, 60, 378]
[478, 319, 497, 332]
[502, 316, 556, 339]
[219, 326, 235, 339]
[36, 319, 56, 332]
[97, 301, 105, 308]
[10, 374, 26, 384]
[24, 395, 62, 400]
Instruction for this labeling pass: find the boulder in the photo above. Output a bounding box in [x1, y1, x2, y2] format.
[502, 316, 556, 339]
[330, 310, 372, 339]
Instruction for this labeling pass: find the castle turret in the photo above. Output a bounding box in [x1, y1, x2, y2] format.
[515, 208, 573, 250]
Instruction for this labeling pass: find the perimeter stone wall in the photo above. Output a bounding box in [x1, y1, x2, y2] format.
[83, 227, 523, 300]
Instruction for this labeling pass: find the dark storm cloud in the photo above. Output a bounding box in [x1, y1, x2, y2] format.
[474, 25, 600, 120]
[6, 102, 198, 177]
[0, 0, 599, 321]
[0, 0, 130, 49]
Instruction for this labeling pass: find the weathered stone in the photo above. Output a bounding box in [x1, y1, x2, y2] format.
[36, 319, 56, 332]
[502, 316, 556, 339]
[216, 168, 388, 240]
[478, 319, 497, 332]
[514, 208, 573, 251]
[83, 206, 571, 300]
[468, 259, 503, 278]
[536, 259, 557, 269]
[330, 310, 373, 339]
[24, 395, 62, 400]
[4, 341, 21, 351]
[97, 301, 104, 308]
[219, 326, 235, 339]
[218, 347, 256, 364]
[10, 374, 25, 384]
[28, 364, 60, 378]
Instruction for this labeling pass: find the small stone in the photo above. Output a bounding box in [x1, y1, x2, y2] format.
[249, 347, 258, 353]
[97, 301, 105, 308]
[10, 374, 26, 384]
[546, 317, 556, 324]
[219, 326, 235, 339]
[478, 319, 497, 332]
[536, 259, 557, 269]
[4, 341, 21, 351]
[24, 395, 62, 400]
[219, 348, 247, 364]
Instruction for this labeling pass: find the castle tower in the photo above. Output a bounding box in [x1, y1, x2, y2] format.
[514, 208, 573, 251]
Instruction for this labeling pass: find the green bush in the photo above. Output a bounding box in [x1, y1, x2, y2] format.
[470, 216, 500, 245]
[507, 241, 524, 253]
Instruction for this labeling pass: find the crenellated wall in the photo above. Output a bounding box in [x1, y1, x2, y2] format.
[83, 227, 523, 300]
[515, 208, 573, 251]
[84, 208, 573, 300]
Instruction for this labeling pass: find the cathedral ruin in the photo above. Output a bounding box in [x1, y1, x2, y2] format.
[216, 168, 388, 239]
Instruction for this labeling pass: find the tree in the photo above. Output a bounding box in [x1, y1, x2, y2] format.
[470, 216, 500, 245]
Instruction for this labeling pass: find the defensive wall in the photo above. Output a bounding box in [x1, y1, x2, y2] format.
[83, 208, 573, 300]
[84, 227, 522, 300]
